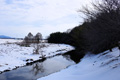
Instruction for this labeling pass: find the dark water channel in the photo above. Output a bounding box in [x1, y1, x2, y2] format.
[0, 50, 83, 80]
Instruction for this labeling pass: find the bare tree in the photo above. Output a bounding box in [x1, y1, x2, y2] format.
[34, 32, 42, 43]
[23, 32, 34, 46]
[32, 43, 46, 58]
[79, 0, 120, 54]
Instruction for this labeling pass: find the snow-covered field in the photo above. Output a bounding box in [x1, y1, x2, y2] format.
[0, 39, 74, 73]
[0, 39, 22, 44]
[38, 47, 120, 80]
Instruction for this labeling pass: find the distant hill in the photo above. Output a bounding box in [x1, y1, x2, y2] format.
[0, 35, 13, 39]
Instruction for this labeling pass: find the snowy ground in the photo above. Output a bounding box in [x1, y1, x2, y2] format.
[0, 39, 74, 73]
[38, 47, 120, 80]
[0, 39, 22, 44]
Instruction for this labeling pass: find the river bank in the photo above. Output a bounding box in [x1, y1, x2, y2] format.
[38, 47, 120, 80]
[0, 41, 74, 74]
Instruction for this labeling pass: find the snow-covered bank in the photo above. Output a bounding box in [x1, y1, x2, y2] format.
[0, 43, 74, 73]
[38, 47, 120, 80]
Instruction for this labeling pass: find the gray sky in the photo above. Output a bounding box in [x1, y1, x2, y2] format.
[0, 0, 93, 38]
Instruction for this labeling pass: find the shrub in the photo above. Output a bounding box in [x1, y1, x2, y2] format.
[69, 23, 86, 51]
[47, 32, 72, 44]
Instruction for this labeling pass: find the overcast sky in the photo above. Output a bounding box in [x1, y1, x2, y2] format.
[0, 0, 93, 38]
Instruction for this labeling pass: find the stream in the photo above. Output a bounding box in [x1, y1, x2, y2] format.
[0, 50, 83, 80]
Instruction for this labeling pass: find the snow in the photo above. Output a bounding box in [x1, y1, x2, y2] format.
[38, 47, 120, 80]
[0, 39, 22, 44]
[0, 39, 74, 73]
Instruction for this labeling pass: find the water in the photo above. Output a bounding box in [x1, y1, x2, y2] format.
[0, 54, 76, 80]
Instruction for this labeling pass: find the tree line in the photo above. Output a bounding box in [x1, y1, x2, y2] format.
[47, 0, 120, 54]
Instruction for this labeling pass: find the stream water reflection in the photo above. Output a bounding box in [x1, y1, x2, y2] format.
[0, 52, 77, 80]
